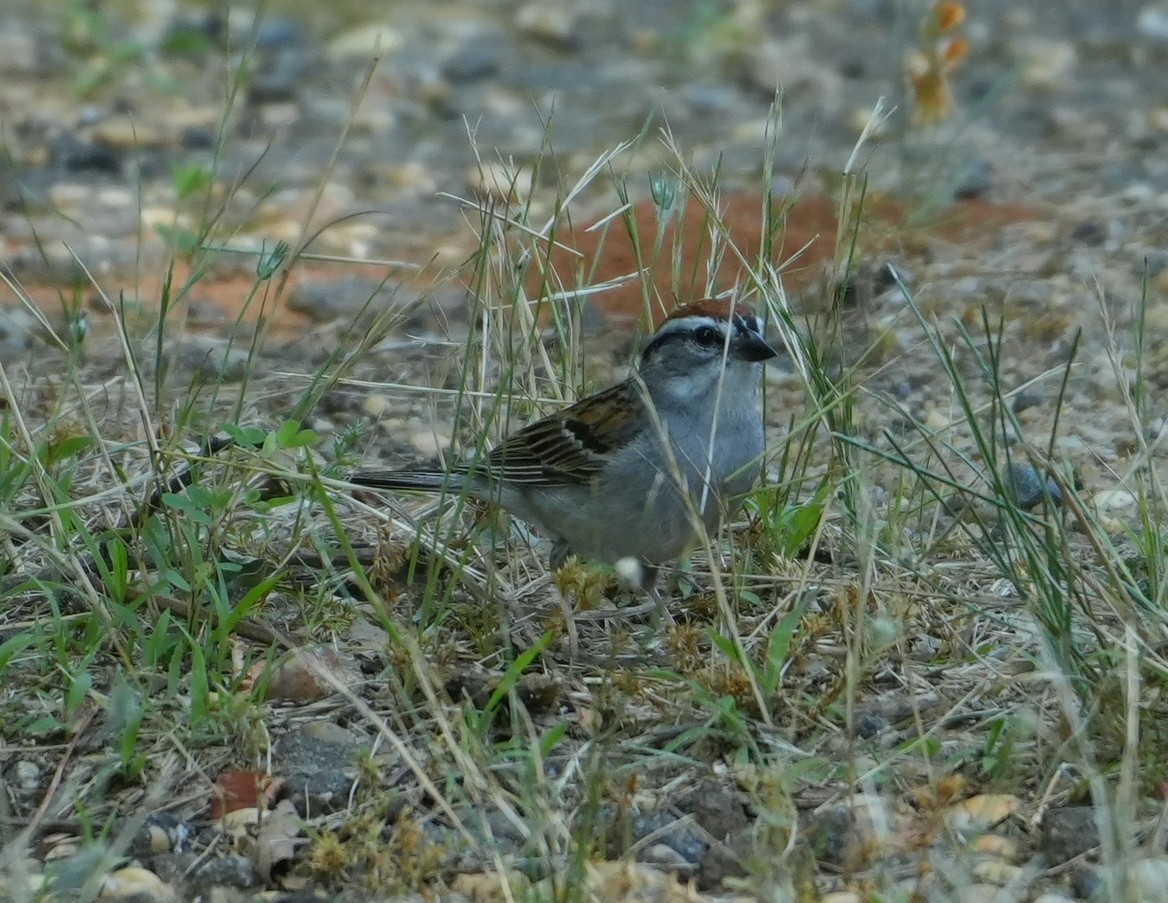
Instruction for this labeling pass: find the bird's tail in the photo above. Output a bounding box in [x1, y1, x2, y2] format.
[349, 470, 450, 492]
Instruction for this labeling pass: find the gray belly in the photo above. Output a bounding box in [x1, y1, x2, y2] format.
[495, 406, 764, 566]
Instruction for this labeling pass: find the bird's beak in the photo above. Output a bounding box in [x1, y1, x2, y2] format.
[734, 329, 778, 362]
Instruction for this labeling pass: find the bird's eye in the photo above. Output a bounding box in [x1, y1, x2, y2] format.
[694, 325, 722, 347]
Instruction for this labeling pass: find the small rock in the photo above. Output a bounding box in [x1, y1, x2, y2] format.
[973, 834, 1019, 859]
[1070, 866, 1103, 899]
[13, 760, 41, 793]
[326, 23, 401, 61]
[287, 275, 414, 324]
[247, 48, 309, 105]
[177, 336, 252, 382]
[1149, 106, 1168, 133]
[0, 21, 44, 76]
[924, 408, 950, 432]
[273, 721, 366, 816]
[91, 116, 170, 150]
[156, 11, 223, 53]
[954, 160, 993, 200]
[1139, 4, 1168, 45]
[738, 36, 844, 113]
[1015, 38, 1077, 90]
[699, 827, 753, 887]
[266, 646, 363, 705]
[0, 307, 39, 357]
[363, 394, 391, 417]
[1129, 857, 1168, 903]
[99, 866, 177, 902]
[805, 804, 865, 868]
[625, 811, 708, 865]
[254, 17, 305, 51]
[1094, 488, 1137, 514]
[1011, 390, 1042, 415]
[854, 712, 888, 738]
[954, 884, 1012, 903]
[409, 429, 451, 457]
[1069, 218, 1108, 245]
[679, 83, 740, 117]
[53, 136, 123, 176]
[180, 126, 216, 150]
[640, 843, 689, 868]
[971, 859, 1022, 886]
[943, 794, 1020, 836]
[467, 161, 532, 203]
[1003, 462, 1062, 510]
[442, 42, 502, 83]
[1040, 806, 1100, 863]
[515, 4, 581, 52]
[187, 855, 261, 893]
[128, 815, 193, 857]
[674, 779, 750, 840]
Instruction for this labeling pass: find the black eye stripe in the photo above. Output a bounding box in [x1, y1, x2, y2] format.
[733, 314, 762, 335]
[640, 312, 763, 361]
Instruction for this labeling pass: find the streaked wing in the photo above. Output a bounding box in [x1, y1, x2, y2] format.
[484, 380, 645, 486]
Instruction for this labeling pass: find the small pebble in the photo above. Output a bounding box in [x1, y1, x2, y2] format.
[1094, 488, 1137, 513]
[409, 430, 451, 457]
[1003, 462, 1062, 510]
[1138, 4, 1168, 45]
[1040, 806, 1100, 863]
[639, 843, 689, 868]
[442, 42, 502, 82]
[363, 394, 391, 417]
[515, 4, 580, 51]
[14, 760, 41, 792]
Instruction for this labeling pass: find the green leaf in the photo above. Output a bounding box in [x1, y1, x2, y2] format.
[486, 631, 554, 715]
[760, 597, 809, 695]
[43, 434, 94, 466]
[221, 423, 267, 447]
[709, 629, 744, 666]
[538, 722, 569, 758]
[0, 633, 36, 674]
[275, 419, 316, 449]
[171, 162, 212, 201]
[66, 669, 93, 715]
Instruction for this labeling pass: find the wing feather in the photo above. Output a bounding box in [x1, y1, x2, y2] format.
[483, 380, 645, 486]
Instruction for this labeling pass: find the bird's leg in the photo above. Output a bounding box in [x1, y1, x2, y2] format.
[637, 562, 674, 625]
[549, 540, 571, 572]
[609, 558, 671, 622]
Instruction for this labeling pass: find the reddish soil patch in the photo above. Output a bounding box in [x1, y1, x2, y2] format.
[532, 192, 1048, 323]
[4, 194, 1045, 339]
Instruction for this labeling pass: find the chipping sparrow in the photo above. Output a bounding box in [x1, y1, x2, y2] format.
[352, 298, 776, 597]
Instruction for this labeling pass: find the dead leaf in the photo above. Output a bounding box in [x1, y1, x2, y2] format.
[210, 770, 279, 819]
[98, 865, 177, 902]
[945, 794, 1021, 835]
[255, 799, 305, 887]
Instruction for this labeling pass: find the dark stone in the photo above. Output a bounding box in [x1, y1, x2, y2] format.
[1003, 462, 1062, 510]
[855, 712, 888, 738]
[954, 160, 993, 200]
[1011, 390, 1042, 415]
[53, 136, 123, 176]
[1070, 218, 1108, 245]
[181, 126, 217, 150]
[442, 43, 502, 83]
[1041, 806, 1101, 864]
[272, 721, 366, 815]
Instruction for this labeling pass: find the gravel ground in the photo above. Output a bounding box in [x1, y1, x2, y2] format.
[4, 1, 1168, 901]
[2, 0, 1167, 481]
